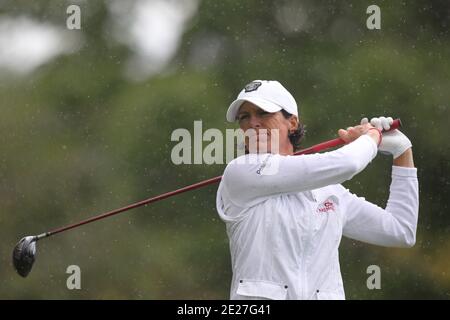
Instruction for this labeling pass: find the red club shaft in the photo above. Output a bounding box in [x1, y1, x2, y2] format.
[44, 118, 401, 238]
[296, 118, 401, 155]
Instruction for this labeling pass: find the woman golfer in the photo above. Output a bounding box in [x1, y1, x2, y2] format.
[216, 80, 418, 300]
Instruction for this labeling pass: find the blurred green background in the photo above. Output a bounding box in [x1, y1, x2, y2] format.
[0, 0, 449, 299]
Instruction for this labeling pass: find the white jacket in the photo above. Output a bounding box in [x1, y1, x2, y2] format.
[216, 135, 419, 300]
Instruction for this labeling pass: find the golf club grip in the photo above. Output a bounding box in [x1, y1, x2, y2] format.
[294, 118, 401, 155]
[45, 119, 402, 237]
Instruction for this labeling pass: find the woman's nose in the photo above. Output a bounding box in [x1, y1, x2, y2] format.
[248, 115, 262, 128]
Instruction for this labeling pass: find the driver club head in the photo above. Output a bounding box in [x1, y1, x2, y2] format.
[12, 236, 37, 277]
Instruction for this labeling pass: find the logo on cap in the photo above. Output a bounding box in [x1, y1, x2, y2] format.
[244, 81, 262, 92]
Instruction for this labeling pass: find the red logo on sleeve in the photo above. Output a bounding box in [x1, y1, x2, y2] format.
[317, 200, 335, 213]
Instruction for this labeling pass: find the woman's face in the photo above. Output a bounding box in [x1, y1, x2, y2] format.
[237, 101, 298, 155]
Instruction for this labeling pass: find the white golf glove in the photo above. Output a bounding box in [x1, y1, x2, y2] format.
[361, 116, 412, 159]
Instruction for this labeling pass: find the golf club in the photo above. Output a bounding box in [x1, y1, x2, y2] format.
[12, 119, 402, 277]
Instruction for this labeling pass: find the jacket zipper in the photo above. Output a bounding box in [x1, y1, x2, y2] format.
[302, 190, 317, 299]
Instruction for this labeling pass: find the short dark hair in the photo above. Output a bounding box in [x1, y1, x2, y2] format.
[281, 109, 306, 152]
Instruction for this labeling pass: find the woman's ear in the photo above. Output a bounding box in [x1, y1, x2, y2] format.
[289, 116, 299, 133]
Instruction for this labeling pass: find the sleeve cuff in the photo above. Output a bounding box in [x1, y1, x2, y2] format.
[392, 165, 417, 177]
[359, 134, 378, 158]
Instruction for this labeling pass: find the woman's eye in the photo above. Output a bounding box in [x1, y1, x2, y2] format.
[259, 111, 269, 116]
[238, 115, 249, 121]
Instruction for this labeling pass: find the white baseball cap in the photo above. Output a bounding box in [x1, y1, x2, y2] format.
[226, 80, 299, 122]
